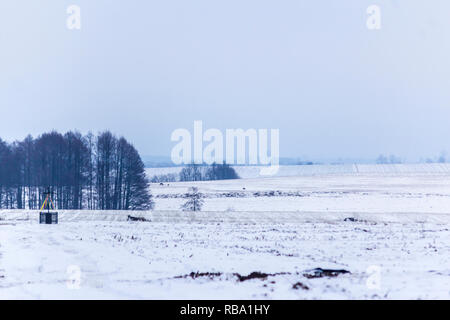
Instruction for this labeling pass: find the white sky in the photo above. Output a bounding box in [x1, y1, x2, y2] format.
[1, 1, 450, 161]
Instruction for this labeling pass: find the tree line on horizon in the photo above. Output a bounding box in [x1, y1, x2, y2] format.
[0, 131, 153, 210]
[150, 162, 240, 183]
[179, 162, 239, 182]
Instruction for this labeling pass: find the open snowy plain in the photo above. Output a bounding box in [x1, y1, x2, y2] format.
[1, 165, 450, 299]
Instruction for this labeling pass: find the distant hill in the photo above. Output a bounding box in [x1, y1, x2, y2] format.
[141, 155, 320, 168]
[141, 155, 179, 168]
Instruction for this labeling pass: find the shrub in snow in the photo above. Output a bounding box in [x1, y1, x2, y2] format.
[181, 187, 204, 212]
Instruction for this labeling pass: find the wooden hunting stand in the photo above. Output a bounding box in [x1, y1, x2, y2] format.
[39, 188, 58, 224]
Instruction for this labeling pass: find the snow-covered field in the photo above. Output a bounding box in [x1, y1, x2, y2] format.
[1, 167, 450, 299]
[146, 163, 450, 180]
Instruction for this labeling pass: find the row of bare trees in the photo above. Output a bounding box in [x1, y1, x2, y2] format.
[0, 131, 153, 210]
[179, 163, 239, 182]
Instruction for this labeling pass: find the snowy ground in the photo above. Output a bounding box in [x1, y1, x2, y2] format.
[1, 169, 450, 299]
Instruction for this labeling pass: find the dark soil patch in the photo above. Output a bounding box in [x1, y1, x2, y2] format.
[174, 268, 350, 284]
[303, 268, 350, 279]
[174, 272, 223, 280]
[127, 215, 150, 222]
[233, 271, 290, 282]
[292, 282, 309, 290]
[344, 217, 372, 224]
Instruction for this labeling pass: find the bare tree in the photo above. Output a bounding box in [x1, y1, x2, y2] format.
[179, 163, 204, 181]
[205, 162, 239, 180]
[179, 162, 239, 181]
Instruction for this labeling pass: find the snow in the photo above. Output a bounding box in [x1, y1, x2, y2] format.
[146, 163, 450, 180]
[1, 167, 450, 299]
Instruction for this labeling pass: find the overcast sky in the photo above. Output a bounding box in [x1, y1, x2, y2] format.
[1, 0, 450, 162]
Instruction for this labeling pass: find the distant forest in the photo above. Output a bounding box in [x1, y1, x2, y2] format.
[0, 131, 153, 210]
